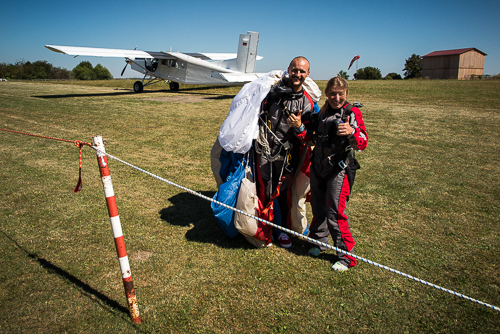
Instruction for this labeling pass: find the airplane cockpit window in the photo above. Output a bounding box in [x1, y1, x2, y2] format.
[181, 62, 186, 68]
[145, 59, 158, 72]
[161, 59, 168, 65]
[170, 60, 178, 68]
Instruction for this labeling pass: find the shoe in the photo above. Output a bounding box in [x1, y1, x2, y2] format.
[277, 233, 292, 248]
[331, 261, 348, 272]
[308, 247, 320, 257]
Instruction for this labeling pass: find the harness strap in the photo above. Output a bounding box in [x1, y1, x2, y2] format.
[256, 117, 292, 162]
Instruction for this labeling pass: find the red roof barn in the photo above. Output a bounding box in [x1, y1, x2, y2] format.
[422, 48, 487, 79]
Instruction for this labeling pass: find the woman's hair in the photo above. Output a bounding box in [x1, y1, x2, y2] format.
[319, 76, 349, 115]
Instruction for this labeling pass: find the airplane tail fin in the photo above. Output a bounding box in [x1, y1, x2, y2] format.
[235, 31, 260, 73]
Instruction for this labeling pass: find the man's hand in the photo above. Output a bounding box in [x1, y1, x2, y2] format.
[337, 116, 354, 136]
[287, 110, 302, 128]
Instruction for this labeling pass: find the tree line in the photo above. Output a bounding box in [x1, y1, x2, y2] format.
[338, 54, 423, 80]
[0, 60, 113, 80]
[2, 54, 424, 81]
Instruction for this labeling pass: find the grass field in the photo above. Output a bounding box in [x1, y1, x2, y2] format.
[1, 78, 499, 333]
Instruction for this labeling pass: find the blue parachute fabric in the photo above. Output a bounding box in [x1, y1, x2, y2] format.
[211, 158, 246, 238]
[313, 102, 320, 113]
[303, 224, 310, 236]
[218, 149, 245, 183]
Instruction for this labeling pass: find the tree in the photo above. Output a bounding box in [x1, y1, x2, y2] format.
[384, 72, 402, 80]
[355, 66, 382, 80]
[0, 60, 72, 79]
[0, 63, 7, 78]
[93, 64, 113, 80]
[32, 60, 52, 79]
[15, 59, 26, 79]
[51, 67, 72, 80]
[403, 54, 422, 79]
[72, 61, 113, 80]
[337, 70, 349, 80]
[72, 61, 96, 80]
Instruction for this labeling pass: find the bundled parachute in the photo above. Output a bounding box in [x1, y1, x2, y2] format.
[211, 71, 320, 246]
[217, 71, 321, 154]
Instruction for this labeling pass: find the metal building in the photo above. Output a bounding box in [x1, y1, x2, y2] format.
[422, 48, 487, 79]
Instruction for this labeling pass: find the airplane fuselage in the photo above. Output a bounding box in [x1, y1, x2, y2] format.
[46, 31, 264, 92]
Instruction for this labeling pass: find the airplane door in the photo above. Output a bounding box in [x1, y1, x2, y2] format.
[170, 60, 186, 82]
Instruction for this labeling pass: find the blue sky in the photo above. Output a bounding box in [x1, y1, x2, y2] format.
[1, 0, 499, 79]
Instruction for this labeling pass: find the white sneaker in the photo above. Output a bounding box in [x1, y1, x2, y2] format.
[331, 261, 348, 272]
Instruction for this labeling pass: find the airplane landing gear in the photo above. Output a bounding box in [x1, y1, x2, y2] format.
[133, 81, 144, 93]
[169, 82, 180, 91]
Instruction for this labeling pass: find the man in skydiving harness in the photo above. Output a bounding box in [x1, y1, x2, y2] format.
[288, 76, 368, 271]
[255, 56, 314, 248]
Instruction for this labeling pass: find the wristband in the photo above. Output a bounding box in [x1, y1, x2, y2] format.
[294, 124, 305, 133]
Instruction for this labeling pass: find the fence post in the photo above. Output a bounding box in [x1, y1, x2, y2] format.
[93, 135, 141, 324]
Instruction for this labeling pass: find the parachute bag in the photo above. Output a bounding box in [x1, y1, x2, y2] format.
[211, 160, 246, 238]
[234, 166, 272, 247]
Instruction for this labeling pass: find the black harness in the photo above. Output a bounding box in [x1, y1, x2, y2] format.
[310, 103, 361, 181]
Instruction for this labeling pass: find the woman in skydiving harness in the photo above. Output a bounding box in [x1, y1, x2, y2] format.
[288, 76, 368, 271]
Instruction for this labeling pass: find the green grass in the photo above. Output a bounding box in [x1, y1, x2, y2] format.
[1, 79, 499, 333]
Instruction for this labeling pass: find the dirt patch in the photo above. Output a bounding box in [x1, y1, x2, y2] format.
[130, 250, 153, 262]
[145, 95, 214, 103]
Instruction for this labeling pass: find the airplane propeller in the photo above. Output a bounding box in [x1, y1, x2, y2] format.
[121, 60, 129, 76]
[121, 46, 137, 76]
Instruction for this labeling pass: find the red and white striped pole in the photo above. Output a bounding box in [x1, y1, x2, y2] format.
[93, 135, 141, 324]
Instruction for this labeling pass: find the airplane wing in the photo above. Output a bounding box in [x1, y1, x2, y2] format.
[216, 72, 268, 83]
[45, 45, 153, 59]
[45, 45, 246, 61]
[200, 53, 263, 61]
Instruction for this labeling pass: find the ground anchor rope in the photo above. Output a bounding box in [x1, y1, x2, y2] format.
[0, 128, 92, 192]
[89, 146, 499, 313]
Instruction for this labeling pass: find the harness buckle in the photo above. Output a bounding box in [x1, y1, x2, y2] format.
[327, 154, 335, 167]
[284, 149, 293, 173]
[338, 160, 347, 170]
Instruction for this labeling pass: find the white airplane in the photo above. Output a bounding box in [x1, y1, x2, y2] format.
[45, 31, 264, 92]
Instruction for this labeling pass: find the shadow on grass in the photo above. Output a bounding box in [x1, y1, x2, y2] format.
[159, 191, 253, 249]
[158, 191, 341, 260]
[285, 236, 342, 264]
[32, 85, 236, 100]
[1, 231, 131, 321]
[33, 90, 146, 99]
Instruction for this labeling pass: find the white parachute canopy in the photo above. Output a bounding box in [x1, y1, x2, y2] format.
[218, 71, 321, 154]
[218, 71, 282, 154]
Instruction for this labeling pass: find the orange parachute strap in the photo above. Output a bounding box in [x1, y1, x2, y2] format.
[0, 128, 93, 192]
[261, 176, 286, 217]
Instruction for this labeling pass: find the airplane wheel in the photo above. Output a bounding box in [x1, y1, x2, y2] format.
[169, 82, 179, 91]
[133, 81, 143, 93]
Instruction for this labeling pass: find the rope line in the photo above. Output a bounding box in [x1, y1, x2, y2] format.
[2, 128, 498, 312]
[0, 128, 92, 147]
[89, 146, 499, 313]
[1, 128, 92, 192]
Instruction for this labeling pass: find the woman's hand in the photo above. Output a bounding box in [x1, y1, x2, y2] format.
[337, 116, 355, 136]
